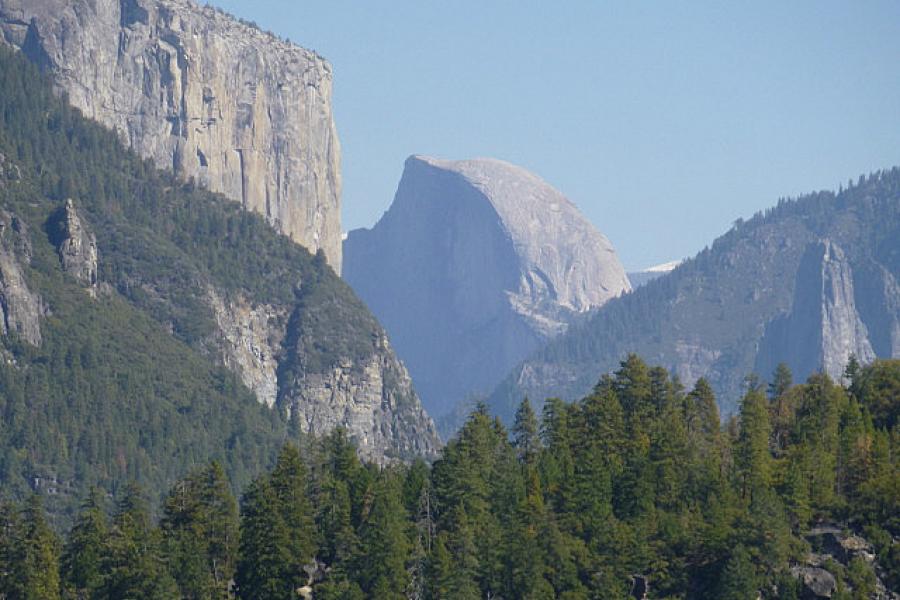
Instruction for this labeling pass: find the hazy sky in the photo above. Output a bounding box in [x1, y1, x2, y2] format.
[212, 1, 900, 270]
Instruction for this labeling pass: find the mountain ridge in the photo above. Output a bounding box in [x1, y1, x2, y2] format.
[489, 169, 900, 421]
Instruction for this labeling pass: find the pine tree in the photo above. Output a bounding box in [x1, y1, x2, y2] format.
[571, 384, 622, 535]
[0, 499, 25, 599]
[735, 387, 772, 499]
[716, 545, 759, 600]
[539, 397, 576, 517]
[614, 354, 652, 423]
[235, 478, 293, 600]
[161, 462, 239, 599]
[769, 363, 793, 401]
[102, 484, 178, 600]
[443, 507, 480, 600]
[62, 489, 108, 598]
[21, 494, 61, 600]
[269, 445, 317, 590]
[843, 354, 861, 388]
[513, 397, 540, 467]
[508, 469, 555, 599]
[358, 472, 410, 598]
[686, 378, 720, 448]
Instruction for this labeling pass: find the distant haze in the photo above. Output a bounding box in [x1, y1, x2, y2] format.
[212, 1, 900, 270]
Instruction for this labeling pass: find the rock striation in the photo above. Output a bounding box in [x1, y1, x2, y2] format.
[0, 0, 342, 271]
[344, 155, 631, 420]
[0, 210, 42, 346]
[56, 199, 98, 292]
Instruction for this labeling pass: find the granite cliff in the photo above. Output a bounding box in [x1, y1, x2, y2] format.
[0, 209, 42, 347]
[0, 0, 342, 271]
[344, 155, 630, 421]
[0, 44, 437, 490]
[489, 170, 900, 421]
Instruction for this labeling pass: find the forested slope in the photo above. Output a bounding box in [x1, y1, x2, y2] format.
[491, 170, 900, 422]
[0, 46, 435, 523]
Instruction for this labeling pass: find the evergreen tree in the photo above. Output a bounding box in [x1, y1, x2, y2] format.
[735, 387, 773, 499]
[0, 499, 25, 599]
[769, 362, 793, 400]
[269, 445, 317, 590]
[716, 545, 759, 600]
[101, 484, 178, 600]
[443, 507, 480, 600]
[513, 397, 540, 467]
[161, 462, 239, 599]
[508, 469, 555, 599]
[62, 489, 108, 598]
[21, 494, 61, 600]
[358, 472, 410, 598]
[538, 397, 576, 517]
[843, 354, 861, 388]
[235, 478, 292, 600]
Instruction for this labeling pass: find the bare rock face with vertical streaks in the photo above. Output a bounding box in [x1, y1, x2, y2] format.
[0, 0, 342, 271]
[0, 210, 42, 346]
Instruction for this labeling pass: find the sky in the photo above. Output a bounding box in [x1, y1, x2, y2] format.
[212, 1, 900, 271]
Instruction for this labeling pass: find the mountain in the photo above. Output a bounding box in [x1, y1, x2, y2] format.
[489, 171, 900, 420]
[344, 155, 630, 421]
[0, 45, 437, 519]
[0, 0, 342, 271]
[628, 260, 681, 288]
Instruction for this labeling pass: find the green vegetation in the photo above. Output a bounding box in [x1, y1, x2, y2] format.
[489, 161, 900, 422]
[0, 356, 895, 599]
[0, 44, 388, 521]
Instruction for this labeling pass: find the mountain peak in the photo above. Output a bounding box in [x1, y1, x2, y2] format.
[344, 155, 630, 419]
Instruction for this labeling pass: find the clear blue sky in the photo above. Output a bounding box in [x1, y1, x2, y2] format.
[212, 1, 900, 270]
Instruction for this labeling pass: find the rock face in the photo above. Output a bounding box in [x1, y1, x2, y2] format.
[208, 289, 285, 409]
[0, 210, 42, 346]
[490, 169, 900, 420]
[795, 525, 899, 600]
[344, 155, 630, 419]
[282, 333, 441, 461]
[757, 240, 876, 382]
[56, 199, 98, 291]
[0, 0, 342, 271]
[207, 288, 440, 460]
[790, 566, 836, 599]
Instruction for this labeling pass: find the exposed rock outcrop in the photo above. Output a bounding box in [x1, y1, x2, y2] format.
[282, 332, 441, 461]
[206, 286, 440, 460]
[208, 289, 285, 408]
[0, 0, 342, 271]
[203, 286, 440, 459]
[344, 155, 630, 419]
[0, 210, 42, 346]
[756, 240, 877, 382]
[793, 525, 900, 600]
[55, 199, 98, 292]
[790, 566, 836, 599]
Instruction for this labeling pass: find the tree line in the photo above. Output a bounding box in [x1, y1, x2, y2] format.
[0, 355, 897, 599]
